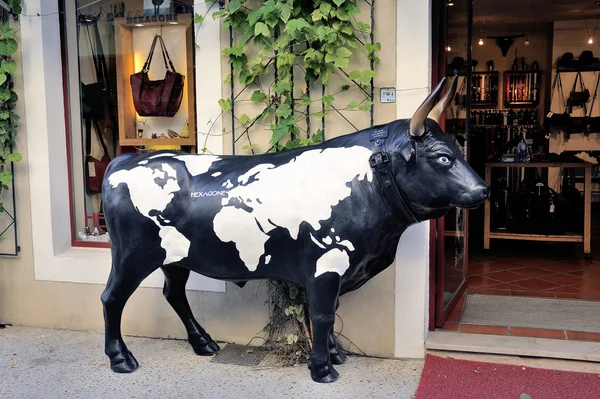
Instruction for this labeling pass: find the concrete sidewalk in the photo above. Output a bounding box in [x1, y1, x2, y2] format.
[0, 326, 423, 399]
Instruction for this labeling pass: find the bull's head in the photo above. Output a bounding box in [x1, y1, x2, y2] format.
[391, 76, 489, 220]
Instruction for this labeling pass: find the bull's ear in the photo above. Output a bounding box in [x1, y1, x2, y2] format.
[410, 77, 447, 137]
[428, 76, 458, 123]
[401, 139, 416, 163]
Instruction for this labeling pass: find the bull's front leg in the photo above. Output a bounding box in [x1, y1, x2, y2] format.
[306, 272, 341, 383]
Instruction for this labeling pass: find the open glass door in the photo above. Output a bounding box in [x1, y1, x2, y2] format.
[434, 0, 473, 328]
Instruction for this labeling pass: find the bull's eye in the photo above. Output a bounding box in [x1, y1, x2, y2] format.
[438, 156, 451, 165]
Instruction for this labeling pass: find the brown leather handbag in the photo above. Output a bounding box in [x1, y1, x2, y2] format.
[130, 35, 185, 117]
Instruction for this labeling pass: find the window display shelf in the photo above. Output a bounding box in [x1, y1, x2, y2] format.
[120, 137, 196, 147]
[114, 14, 196, 153]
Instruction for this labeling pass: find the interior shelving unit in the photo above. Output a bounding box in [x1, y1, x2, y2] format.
[471, 71, 499, 107]
[503, 70, 541, 107]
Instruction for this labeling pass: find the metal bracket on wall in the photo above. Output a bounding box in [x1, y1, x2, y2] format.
[0, 0, 18, 21]
[0, 161, 19, 257]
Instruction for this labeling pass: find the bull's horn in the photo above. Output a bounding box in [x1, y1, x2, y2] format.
[427, 76, 458, 123]
[409, 77, 447, 137]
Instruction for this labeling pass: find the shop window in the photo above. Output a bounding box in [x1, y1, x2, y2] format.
[61, 1, 198, 246]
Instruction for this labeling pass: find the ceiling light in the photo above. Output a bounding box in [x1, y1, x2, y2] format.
[525, 39, 530, 45]
[446, 45, 452, 51]
[589, 37, 595, 44]
[478, 38, 484, 45]
[447, 1, 454, 6]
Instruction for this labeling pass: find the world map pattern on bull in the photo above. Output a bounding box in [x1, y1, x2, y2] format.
[108, 147, 373, 277]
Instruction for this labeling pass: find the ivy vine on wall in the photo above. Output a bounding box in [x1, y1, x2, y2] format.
[196, 0, 380, 153]
[0, 1, 21, 213]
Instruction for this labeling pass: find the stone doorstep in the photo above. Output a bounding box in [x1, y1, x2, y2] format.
[425, 331, 600, 363]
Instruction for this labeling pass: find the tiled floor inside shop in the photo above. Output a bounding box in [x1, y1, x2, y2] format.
[441, 252, 600, 342]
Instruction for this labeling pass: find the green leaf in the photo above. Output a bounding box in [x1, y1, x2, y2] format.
[212, 10, 228, 20]
[239, 114, 250, 126]
[270, 124, 290, 144]
[279, 3, 292, 23]
[333, 0, 346, 6]
[275, 103, 292, 118]
[347, 100, 359, 110]
[239, 69, 254, 84]
[1, 60, 16, 75]
[320, 2, 332, 17]
[193, 12, 205, 24]
[357, 21, 370, 32]
[520, 395, 532, 399]
[0, 89, 10, 101]
[223, 73, 232, 85]
[358, 101, 374, 111]
[0, 171, 12, 184]
[250, 90, 267, 103]
[7, 152, 21, 162]
[322, 94, 334, 106]
[0, 74, 7, 87]
[301, 96, 312, 105]
[265, 16, 278, 28]
[334, 57, 349, 68]
[0, 38, 17, 56]
[226, 0, 241, 13]
[312, 129, 324, 143]
[284, 18, 310, 36]
[242, 143, 258, 151]
[218, 98, 231, 112]
[0, 110, 9, 120]
[311, 9, 323, 21]
[247, 9, 261, 27]
[254, 22, 271, 38]
[349, 70, 361, 81]
[336, 47, 352, 58]
[274, 81, 291, 95]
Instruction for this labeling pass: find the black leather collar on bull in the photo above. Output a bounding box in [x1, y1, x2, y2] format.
[369, 126, 420, 224]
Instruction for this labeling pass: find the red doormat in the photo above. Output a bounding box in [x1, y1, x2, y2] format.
[415, 355, 600, 399]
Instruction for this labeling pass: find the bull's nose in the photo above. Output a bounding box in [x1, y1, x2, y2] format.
[473, 184, 489, 202]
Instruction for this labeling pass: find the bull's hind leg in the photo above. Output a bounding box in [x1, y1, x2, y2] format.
[101, 263, 158, 373]
[307, 272, 342, 383]
[161, 266, 220, 355]
[329, 299, 347, 365]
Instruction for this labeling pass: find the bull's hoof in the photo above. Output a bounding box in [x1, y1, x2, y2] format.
[110, 350, 139, 373]
[330, 348, 347, 365]
[309, 363, 339, 383]
[189, 334, 220, 356]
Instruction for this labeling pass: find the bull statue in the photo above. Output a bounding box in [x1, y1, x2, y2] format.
[101, 77, 488, 383]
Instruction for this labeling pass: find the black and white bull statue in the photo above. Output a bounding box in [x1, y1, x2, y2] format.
[101, 77, 488, 383]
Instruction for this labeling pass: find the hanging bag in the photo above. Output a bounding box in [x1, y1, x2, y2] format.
[85, 119, 110, 194]
[130, 35, 185, 117]
[567, 71, 590, 112]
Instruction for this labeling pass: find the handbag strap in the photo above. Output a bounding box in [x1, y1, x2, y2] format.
[157, 35, 177, 73]
[85, 118, 109, 157]
[142, 35, 162, 73]
[142, 35, 175, 73]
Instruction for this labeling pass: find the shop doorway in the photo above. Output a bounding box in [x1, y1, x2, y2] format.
[433, 0, 600, 343]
